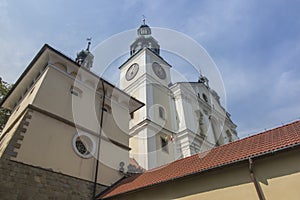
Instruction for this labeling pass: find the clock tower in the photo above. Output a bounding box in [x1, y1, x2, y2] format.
[119, 22, 177, 170]
[119, 21, 238, 170]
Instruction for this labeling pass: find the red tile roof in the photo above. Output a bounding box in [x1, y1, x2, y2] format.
[99, 120, 300, 199]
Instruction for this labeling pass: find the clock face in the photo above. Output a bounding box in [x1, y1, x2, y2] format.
[126, 63, 139, 81]
[152, 62, 166, 79]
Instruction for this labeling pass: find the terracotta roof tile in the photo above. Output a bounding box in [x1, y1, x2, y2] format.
[99, 120, 300, 199]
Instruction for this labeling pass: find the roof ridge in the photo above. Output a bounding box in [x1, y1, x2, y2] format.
[240, 119, 300, 138]
[225, 119, 300, 144]
[144, 119, 300, 173]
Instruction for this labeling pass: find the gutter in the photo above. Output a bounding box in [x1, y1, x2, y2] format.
[1, 44, 144, 114]
[248, 158, 265, 200]
[92, 80, 106, 200]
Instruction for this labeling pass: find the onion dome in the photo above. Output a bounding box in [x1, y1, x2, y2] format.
[130, 19, 160, 56]
[76, 39, 94, 70]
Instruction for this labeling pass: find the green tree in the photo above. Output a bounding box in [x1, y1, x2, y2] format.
[0, 78, 12, 132]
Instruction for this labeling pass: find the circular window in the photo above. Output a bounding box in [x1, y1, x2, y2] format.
[75, 138, 89, 155]
[72, 133, 95, 158]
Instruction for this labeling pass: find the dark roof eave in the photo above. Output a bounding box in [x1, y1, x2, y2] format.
[0, 44, 52, 108]
[1, 44, 144, 113]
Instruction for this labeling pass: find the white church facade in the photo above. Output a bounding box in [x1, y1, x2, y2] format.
[120, 22, 238, 170]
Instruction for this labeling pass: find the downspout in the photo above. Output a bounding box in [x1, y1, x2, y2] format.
[248, 158, 265, 200]
[93, 80, 106, 200]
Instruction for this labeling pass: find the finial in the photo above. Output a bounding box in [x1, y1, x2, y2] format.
[86, 37, 92, 51]
[142, 15, 146, 25]
[198, 74, 209, 87]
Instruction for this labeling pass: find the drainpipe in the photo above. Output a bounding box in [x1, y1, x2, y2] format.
[92, 80, 106, 200]
[248, 158, 265, 200]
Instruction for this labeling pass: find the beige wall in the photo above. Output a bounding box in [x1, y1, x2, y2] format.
[2, 69, 46, 134]
[2, 63, 133, 186]
[105, 100, 130, 147]
[33, 66, 130, 146]
[34, 67, 100, 132]
[255, 149, 300, 200]
[0, 70, 46, 158]
[106, 149, 300, 200]
[12, 110, 126, 186]
[108, 162, 257, 200]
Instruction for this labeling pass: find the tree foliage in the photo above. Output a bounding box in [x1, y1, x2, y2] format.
[0, 78, 12, 132]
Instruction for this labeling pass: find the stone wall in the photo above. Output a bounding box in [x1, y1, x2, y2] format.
[0, 158, 106, 200]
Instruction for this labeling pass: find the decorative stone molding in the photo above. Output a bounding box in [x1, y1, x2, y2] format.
[2, 110, 32, 160]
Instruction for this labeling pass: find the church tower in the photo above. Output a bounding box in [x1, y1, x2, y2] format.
[120, 21, 177, 170]
[120, 21, 238, 169]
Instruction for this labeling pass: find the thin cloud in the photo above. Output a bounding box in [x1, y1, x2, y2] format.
[0, 0, 299, 138]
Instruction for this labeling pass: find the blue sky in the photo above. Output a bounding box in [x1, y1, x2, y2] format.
[1, 0, 300, 137]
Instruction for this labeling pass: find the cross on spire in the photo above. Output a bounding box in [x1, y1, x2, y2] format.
[142, 15, 146, 25]
[86, 37, 92, 51]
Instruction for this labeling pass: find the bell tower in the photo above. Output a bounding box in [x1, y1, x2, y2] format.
[119, 21, 177, 170]
[130, 18, 160, 56]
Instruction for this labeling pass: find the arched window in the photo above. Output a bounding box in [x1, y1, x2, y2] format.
[70, 71, 81, 80]
[161, 136, 169, 153]
[54, 62, 67, 72]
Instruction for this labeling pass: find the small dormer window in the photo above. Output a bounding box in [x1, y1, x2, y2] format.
[159, 106, 165, 119]
[70, 86, 82, 97]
